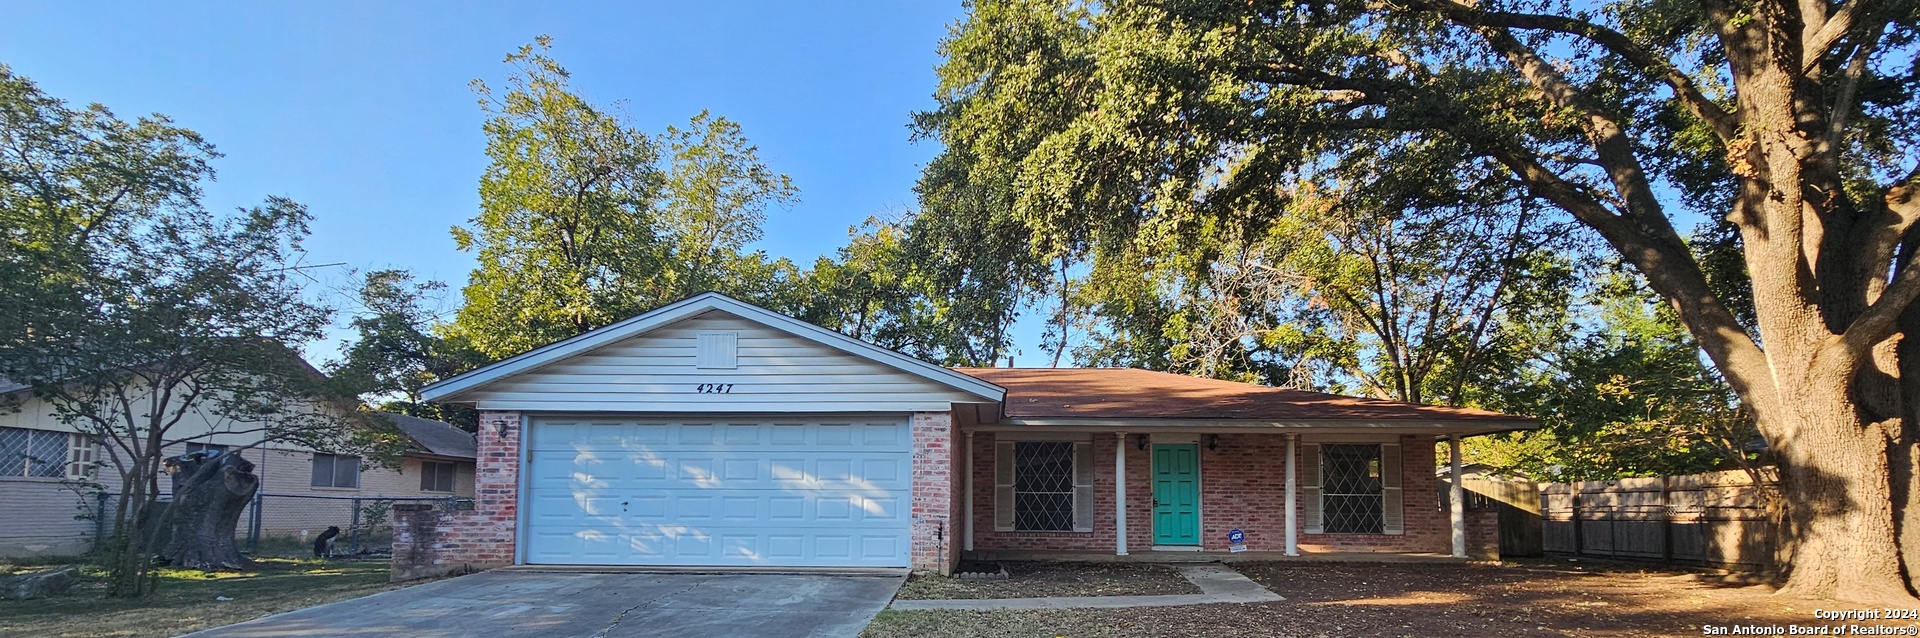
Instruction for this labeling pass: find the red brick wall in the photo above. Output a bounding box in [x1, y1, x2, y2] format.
[967, 432, 1454, 555]
[390, 410, 521, 581]
[909, 411, 959, 573]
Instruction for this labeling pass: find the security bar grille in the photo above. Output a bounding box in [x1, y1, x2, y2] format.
[1322, 444, 1384, 534]
[0, 426, 70, 478]
[1013, 441, 1075, 531]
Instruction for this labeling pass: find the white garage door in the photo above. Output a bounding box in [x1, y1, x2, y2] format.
[524, 416, 912, 567]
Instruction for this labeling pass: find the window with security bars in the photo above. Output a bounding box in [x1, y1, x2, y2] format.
[1322, 444, 1384, 534]
[1013, 441, 1076, 531]
[0, 427, 73, 479]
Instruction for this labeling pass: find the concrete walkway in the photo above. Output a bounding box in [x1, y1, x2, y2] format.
[887, 563, 1282, 611]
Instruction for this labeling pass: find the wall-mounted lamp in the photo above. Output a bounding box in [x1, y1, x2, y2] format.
[1207, 434, 1219, 451]
[490, 418, 512, 438]
[1136, 434, 1146, 451]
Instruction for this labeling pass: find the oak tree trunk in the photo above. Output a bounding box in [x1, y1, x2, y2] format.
[160, 451, 258, 571]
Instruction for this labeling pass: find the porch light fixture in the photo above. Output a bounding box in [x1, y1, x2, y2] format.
[490, 417, 512, 438]
[1136, 434, 1146, 451]
[1207, 434, 1219, 451]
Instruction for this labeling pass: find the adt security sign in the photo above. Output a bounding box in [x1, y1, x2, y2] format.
[1228, 528, 1247, 552]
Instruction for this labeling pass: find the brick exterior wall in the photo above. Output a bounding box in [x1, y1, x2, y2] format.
[968, 432, 1472, 556]
[909, 411, 960, 574]
[390, 410, 521, 581]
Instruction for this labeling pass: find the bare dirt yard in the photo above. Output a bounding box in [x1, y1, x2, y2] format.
[0, 557, 402, 638]
[894, 561, 1200, 600]
[866, 559, 1916, 637]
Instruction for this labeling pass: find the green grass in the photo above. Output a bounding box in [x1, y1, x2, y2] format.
[0, 557, 403, 638]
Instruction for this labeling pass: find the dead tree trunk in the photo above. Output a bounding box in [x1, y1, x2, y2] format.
[161, 450, 258, 571]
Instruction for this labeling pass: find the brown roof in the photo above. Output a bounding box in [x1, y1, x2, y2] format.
[954, 367, 1530, 424]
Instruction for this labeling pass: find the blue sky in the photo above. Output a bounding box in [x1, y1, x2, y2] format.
[0, 2, 1033, 364]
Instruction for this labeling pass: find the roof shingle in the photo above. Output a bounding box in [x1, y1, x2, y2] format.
[954, 367, 1529, 423]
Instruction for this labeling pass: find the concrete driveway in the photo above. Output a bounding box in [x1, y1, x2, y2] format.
[184, 570, 905, 638]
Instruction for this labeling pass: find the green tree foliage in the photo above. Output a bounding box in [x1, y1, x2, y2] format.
[451, 37, 668, 359]
[329, 270, 484, 430]
[1470, 276, 1760, 482]
[0, 66, 380, 595]
[450, 39, 808, 360]
[659, 111, 800, 299]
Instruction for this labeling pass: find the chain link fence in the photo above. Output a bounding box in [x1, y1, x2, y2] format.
[91, 492, 471, 557]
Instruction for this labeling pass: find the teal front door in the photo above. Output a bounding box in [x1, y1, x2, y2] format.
[1152, 443, 1200, 545]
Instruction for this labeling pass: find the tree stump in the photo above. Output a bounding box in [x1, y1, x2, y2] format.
[161, 450, 259, 570]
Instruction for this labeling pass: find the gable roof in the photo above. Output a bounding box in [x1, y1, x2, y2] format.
[420, 292, 1006, 403]
[382, 412, 477, 460]
[956, 367, 1536, 430]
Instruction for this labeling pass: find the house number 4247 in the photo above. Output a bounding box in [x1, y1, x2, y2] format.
[695, 383, 734, 394]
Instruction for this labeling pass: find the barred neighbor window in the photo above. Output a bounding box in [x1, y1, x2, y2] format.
[310, 453, 361, 488]
[0, 427, 75, 479]
[420, 461, 457, 493]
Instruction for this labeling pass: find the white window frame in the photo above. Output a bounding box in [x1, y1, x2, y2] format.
[992, 434, 1095, 533]
[67, 434, 101, 480]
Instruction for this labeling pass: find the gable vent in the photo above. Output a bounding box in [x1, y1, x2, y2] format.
[696, 332, 739, 369]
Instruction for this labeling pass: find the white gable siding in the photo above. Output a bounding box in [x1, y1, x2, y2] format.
[459, 311, 981, 412]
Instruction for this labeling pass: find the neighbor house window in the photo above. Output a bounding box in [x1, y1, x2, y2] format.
[1013, 442, 1076, 531]
[419, 461, 457, 493]
[1321, 444, 1384, 534]
[0, 426, 72, 479]
[310, 453, 360, 488]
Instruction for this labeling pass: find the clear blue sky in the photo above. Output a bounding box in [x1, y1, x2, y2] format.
[0, 2, 1035, 364]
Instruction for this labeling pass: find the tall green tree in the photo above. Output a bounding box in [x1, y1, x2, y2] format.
[658, 111, 800, 299]
[925, 0, 1919, 601]
[452, 37, 669, 359]
[330, 270, 483, 430]
[451, 39, 807, 360]
[0, 66, 374, 595]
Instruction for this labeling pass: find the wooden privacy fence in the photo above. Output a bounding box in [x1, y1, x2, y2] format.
[1539, 469, 1776, 569]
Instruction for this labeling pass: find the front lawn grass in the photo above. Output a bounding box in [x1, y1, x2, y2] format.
[893, 561, 1200, 600]
[0, 557, 399, 638]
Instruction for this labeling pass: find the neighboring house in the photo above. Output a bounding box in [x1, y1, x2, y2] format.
[0, 376, 477, 556]
[398, 292, 1534, 577]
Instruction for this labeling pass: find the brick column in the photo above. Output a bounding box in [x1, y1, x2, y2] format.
[390, 410, 522, 581]
[909, 411, 958, 574]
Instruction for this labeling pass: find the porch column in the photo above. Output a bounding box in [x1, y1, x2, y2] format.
[964, 431, 976, 552]
[1449, 435, 1466, 558]
[1114, 431, 1128, 556]
[1285, 433, 1299, 556]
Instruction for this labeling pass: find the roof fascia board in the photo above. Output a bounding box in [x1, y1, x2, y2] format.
[421, 292, 1004, 403]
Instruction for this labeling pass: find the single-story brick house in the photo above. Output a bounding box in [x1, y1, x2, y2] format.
[399, 292, 1531, 577]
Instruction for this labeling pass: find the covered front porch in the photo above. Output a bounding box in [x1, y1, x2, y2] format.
[950, 368, 1528, 563]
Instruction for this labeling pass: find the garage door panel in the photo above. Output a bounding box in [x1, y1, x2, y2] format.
[525, 416, 913, 567]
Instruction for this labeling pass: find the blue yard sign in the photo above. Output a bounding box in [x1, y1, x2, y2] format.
[1227, 528, 1245, 544]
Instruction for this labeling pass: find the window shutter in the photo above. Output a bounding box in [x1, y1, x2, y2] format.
[994, 441, 1015, 531]
[1381, 443, 1404, 534]
[1072, 442, 1095, 532]
[1301, 443, 1323, 534]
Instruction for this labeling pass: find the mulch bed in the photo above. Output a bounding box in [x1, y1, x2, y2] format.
[866, 559, 1915, 637]
[892, 561, 1201, 600]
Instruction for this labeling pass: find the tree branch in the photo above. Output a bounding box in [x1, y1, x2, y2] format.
[1404, 0, 1740, 141]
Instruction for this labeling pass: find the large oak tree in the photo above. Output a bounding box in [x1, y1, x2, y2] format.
[922, 0, 1919, 601]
